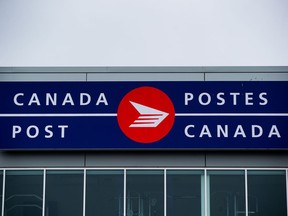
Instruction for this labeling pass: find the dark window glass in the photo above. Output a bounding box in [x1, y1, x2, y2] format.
[126, 170, 164, 216]
[4, 170, 43, 216]
[208, 170, 245, 216]
[86, 170, 124, 216]
[45, 170, 83, 216]
[167, 170, 204, 216]
[0, 171, 3, 214]
[248, 170, 287, 216]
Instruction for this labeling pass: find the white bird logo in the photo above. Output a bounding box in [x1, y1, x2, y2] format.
[129, 101, 169, 128]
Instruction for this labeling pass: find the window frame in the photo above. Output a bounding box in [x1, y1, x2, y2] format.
[0, 167, 286, 216]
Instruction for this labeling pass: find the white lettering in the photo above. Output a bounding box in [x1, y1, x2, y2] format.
[233, 125, 246, 137]
[14, 93, 24, 106]
[198, 93, 211, 106]
[62, 93, 75, 106]
[80, 93, 91, 106]
[58, 125, 68, 138]
[28, 93, 40, 106]
[217, 125, 228, 137]
[230, 92, 240, 105]
[46, 93, 57, 106]
[96, 93, 108, 105]
[268, 125, 281, 138]
[252, 125, 263, 137]
[185, 124, 281, 139]
[45, 125, 53, 138]
[199, 125, 212, 137]
[259, 92, 268, 105]
[184, 125, 195, 138]
[12, 125, 69, 139]
[12, 126, 22, 138]
[216, 92, 225, 105]
[27, 125, 39, 138]
[245, 93, 253, 105]
[185, 93, 194, 105]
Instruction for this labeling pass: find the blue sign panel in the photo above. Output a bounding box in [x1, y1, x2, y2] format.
[0, 81, 287, 150]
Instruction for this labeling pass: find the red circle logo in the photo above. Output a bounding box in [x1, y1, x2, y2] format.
[117, 86, 175, 143]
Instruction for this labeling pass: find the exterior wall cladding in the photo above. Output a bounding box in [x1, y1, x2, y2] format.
[0, 66, 288, 168]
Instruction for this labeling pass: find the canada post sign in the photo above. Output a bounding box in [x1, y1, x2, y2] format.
[0, 81, 288, 150]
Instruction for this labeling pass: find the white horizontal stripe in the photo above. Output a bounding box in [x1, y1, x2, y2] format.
[0, 113, 288, 117]
[0, 113, 117, 117]
[134, 120, 157, 123]
[175, 113, 288, 116]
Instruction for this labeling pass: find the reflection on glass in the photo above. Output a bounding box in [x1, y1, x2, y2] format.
[248, 170, 287, 216]
[0, 171, 3, 214]
[126, 170, 164, 216]
[86, 170, 124, 216]
[4, 170, 43, 216]
[167, 170, 204, 216]
[208, 170, 245, 216]
[45, 170, 83, 216]
[0, 168, 287, 216]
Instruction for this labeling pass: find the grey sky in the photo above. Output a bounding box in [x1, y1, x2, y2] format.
[0, 0, 287, 66]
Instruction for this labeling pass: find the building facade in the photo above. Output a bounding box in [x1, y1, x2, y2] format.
[0, 66, 288, 216]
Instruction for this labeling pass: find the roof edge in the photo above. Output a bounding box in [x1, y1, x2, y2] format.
[0, 66, 287, 73]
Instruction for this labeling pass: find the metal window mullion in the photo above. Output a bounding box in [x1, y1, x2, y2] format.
[1, 170, 5, 216]
[164, 169, 167, 216]
[124, 169, 127, 216]
[200, 173, 205, 216]
[42, 169, 46, 216]
[205, 169, 207, 216]
[245, 169, 248, 216]
[286, 169, 288, 216]
[83, 169, 87, 216]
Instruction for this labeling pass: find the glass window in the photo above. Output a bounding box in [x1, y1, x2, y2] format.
[248, 170, 287, 216]
[0, 171, 3, 214]
[45, 170, 83, 216]
[208, 170, 245, 216]
[86, 170, 124, 216]
[167, 170, 204, 216]
[4, 170, 43, 216]
[126, 170, 164, 216]
[0, 168, 287, 216]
